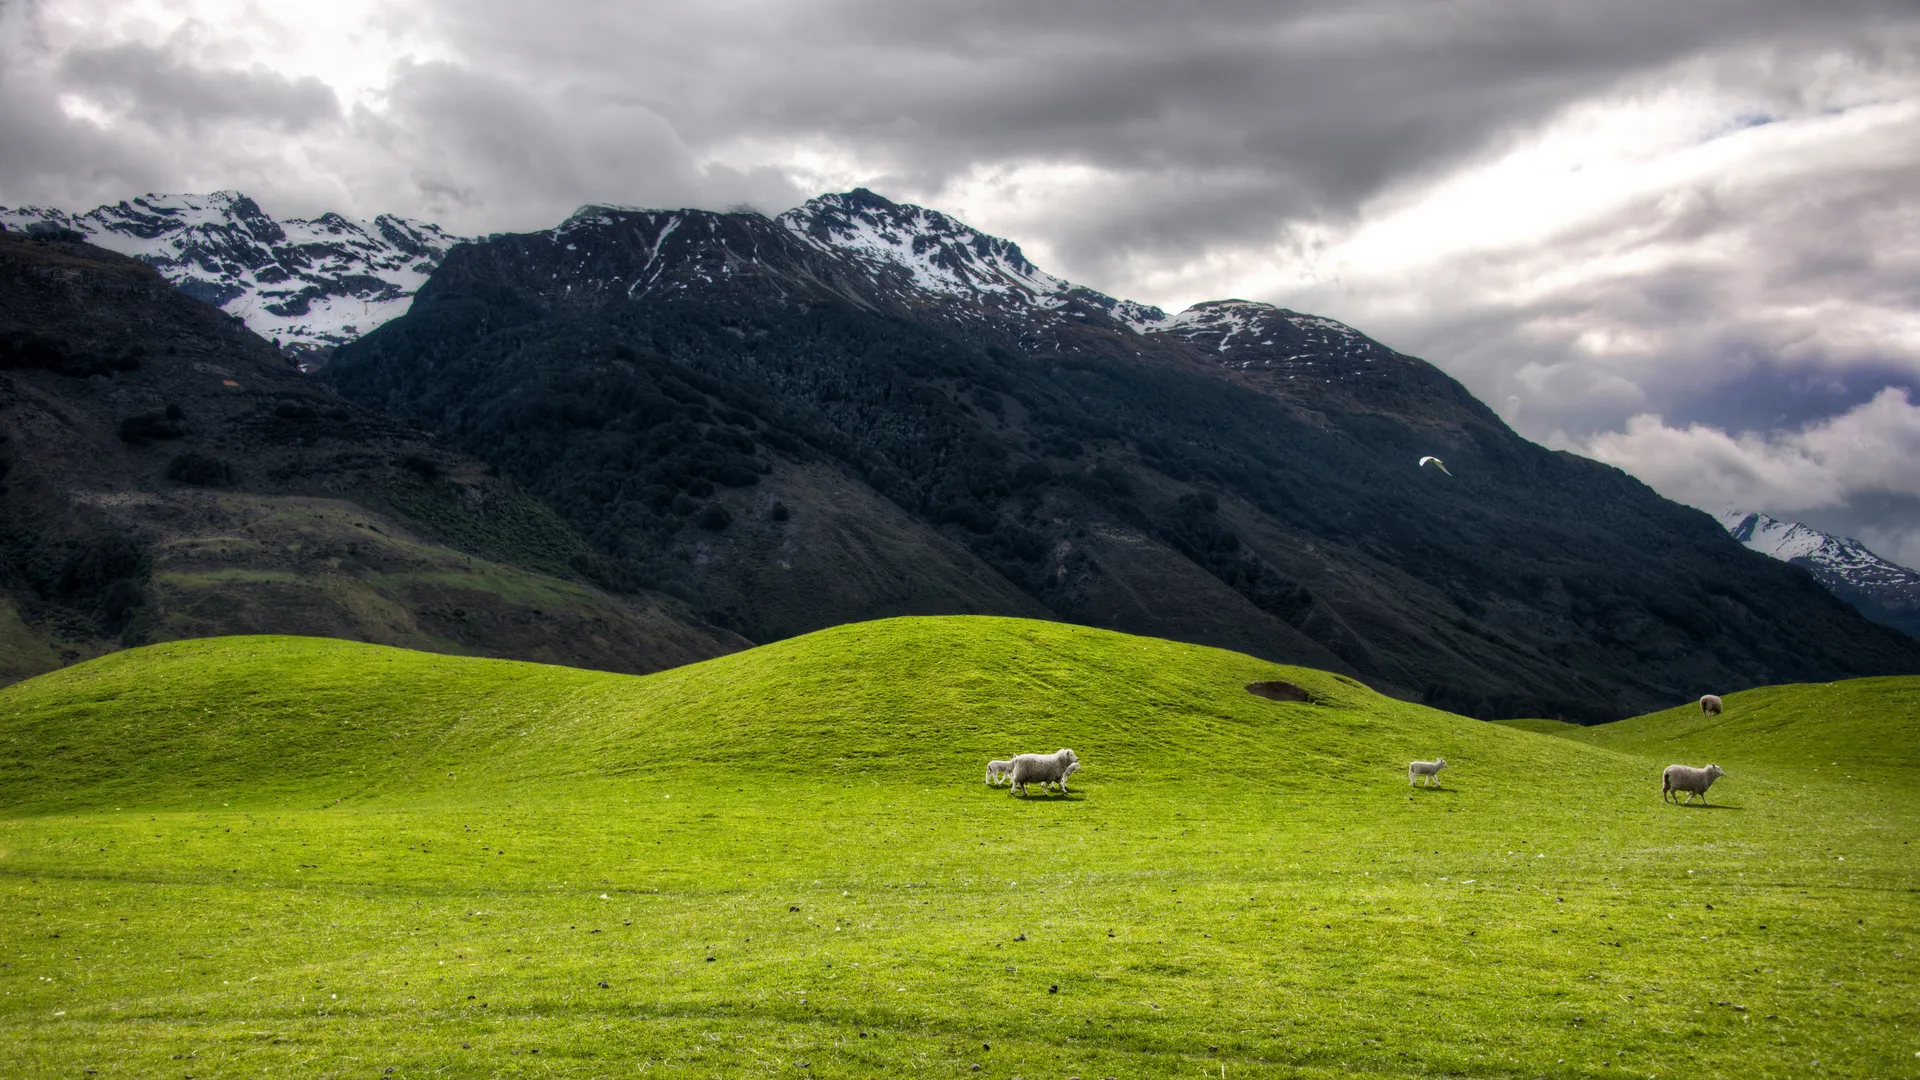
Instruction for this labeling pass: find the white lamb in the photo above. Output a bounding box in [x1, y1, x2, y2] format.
[1009, 749, 1078, 796]
[1699, 694, 1723, 716]
[985, 759, 1015, 786]
[1663, 763, 1725, 805]
[1409, 758, 1446, 787]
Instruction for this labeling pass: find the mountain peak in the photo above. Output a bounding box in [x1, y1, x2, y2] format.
[779, 190, 1062, 305]
[1721, 509, 1920, 641]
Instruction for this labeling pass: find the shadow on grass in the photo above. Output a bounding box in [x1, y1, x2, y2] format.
[1671, 801, 1743, 810]
[1409, 785, 1460, 795]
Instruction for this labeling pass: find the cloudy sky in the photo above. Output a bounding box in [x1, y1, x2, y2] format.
[6, 0, 1920, 561]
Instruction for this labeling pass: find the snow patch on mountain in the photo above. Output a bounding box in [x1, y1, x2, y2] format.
[0, 191, 469, 356]
[780, 189, 1070, 303]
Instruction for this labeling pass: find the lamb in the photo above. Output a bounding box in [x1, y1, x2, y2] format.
[1409, 757, 1446, 787]
[1699, 694, 1724, 716]
[1058, 759, 1081, 793]
[984, 759, 1015, 786]
[1009, 748, 1078, 796]
[1662, 763, 1725, 805]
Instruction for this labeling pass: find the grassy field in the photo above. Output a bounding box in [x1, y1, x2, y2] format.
[0, 617, 1914, 1079]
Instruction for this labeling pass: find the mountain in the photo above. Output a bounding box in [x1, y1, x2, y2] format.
[323, 190, 1920, 720]
[0, 227, 742, 685]
[0, 192, 467, 359]
[1721, 510, 1920, 641]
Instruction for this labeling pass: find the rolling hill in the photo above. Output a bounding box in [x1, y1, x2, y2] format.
[1, 618, 1913, 1077]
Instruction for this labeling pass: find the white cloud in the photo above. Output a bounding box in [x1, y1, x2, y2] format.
[1572, 388, 1920, 562]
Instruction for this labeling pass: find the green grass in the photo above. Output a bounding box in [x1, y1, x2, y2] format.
[1, 617, 1915, 1078]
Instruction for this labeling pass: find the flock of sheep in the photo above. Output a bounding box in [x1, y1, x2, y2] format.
[983, 695, 1730, 805]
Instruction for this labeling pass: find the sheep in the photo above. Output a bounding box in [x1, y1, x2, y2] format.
[1699, 694, 1724, 716]
[1409, 757, 1446, 787]
[1662, 763, 1725, 805]
[1009, 749, 1078, 796]
[984, 759, 1015, 786]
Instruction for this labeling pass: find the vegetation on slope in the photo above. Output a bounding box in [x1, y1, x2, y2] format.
[0, 230, 742, 685]
[1, 617, 1914, 1078]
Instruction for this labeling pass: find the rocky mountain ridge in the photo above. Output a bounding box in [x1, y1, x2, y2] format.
[0, 192, 466, 358]
[1721, 510, 1920, 641]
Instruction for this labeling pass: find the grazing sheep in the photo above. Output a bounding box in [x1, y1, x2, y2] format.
[1699, 694, 1724, 716]
[985, 759, 1015, 786]
[1009, 749, 1078, 796]
[1662, 763, 1725, 805]
[1409, 758, 1446, 787]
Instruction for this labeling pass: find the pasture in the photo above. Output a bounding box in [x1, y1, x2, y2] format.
[1, 617, 1914, 1078]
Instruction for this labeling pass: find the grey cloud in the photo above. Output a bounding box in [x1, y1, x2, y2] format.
[57, 41, 339, 133]
[343, 60, 805, 232]
[0, 8, 170, 204]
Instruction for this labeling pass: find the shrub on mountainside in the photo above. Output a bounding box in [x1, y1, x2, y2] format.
[0, 331, 142, 378]
[118, 407, 189, 443]
[166, 452, 238, 488]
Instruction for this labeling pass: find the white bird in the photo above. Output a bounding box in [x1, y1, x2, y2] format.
[1418, 456, 1451, 476]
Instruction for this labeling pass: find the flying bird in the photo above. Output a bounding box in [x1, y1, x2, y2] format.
[1418, 456, 1451, 476]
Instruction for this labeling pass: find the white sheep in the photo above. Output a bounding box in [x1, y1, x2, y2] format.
[1409, 758, 1446, 787]
[985, 759, 1015, 786]
[1009, 749, 1078, 796]
[1699, 694, 1723, 716]
[1662, 763, 1725, 805]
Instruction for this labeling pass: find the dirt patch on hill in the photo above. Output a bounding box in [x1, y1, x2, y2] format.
[1246, 680, 1316, 703]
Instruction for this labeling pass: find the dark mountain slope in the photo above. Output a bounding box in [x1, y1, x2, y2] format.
[0, 229, 743, 684]
[324, 193, 1920, 720]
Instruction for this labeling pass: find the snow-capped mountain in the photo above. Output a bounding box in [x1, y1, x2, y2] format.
[0, 192, 468, 356]
[419, 188, 1470, 419]
[0, 186, 1483, 423]
[1721, 510, 1920, 642]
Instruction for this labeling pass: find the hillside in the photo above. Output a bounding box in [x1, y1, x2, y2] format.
[1514, 677, 1920, 782]
[0, 619, 1913, 1078]
[0, 229, 743, 684]
[326, 190, 1920, 720]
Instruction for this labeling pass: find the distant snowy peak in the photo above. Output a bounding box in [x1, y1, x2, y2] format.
[0, 191, 470, 355]
[1722, 510, 1920, 641]
[1721, 510, 1889, 574]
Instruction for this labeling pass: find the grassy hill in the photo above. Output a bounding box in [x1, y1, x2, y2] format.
[1, 617, 1915, 1078]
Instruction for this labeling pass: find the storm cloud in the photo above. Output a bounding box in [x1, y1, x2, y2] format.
[5, 0, 1920, 560]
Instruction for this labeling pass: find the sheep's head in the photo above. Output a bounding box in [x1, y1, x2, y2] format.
[1057, 748, 1078, 765]
[1706, 764, 1724, 781]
